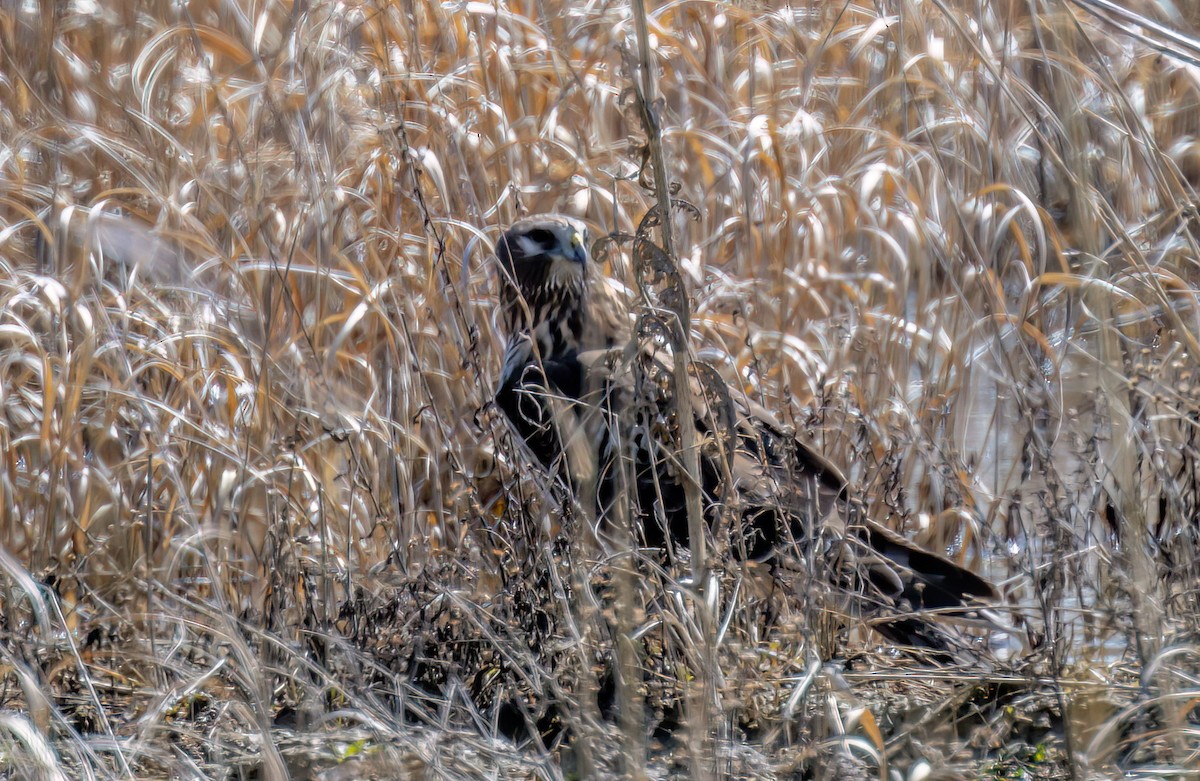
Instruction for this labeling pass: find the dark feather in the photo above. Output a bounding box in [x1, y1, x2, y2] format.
[494, 214, 1001, 655]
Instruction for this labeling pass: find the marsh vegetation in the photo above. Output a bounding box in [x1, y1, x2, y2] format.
[0, 0, 1199, 777]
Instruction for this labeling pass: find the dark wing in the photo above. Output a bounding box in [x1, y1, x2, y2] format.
[578, 338, 999, 653]
[746, 401, 1000, 617]
[496, 335, 585, 470]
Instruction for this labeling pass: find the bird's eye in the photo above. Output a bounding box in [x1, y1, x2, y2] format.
[526, 228, 556, 246]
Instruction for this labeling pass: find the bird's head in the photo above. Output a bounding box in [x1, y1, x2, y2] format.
[496, 214, 591, 359]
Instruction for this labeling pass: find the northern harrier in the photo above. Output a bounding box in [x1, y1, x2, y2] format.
[493, 213, 1000, 653]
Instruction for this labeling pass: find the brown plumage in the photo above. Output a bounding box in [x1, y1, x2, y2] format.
[494, 213, 1000, 654]
[495, 213, 630, 360]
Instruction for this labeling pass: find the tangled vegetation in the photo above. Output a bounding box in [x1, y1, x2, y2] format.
[1, 0, 1200, 777]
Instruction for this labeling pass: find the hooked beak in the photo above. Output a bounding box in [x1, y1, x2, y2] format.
[568, 229, 587, 265]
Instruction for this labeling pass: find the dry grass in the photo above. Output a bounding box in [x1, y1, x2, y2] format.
[2, 0, 1200, 777]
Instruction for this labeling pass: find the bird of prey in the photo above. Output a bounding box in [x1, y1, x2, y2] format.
[493, 213, 1000, 654]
